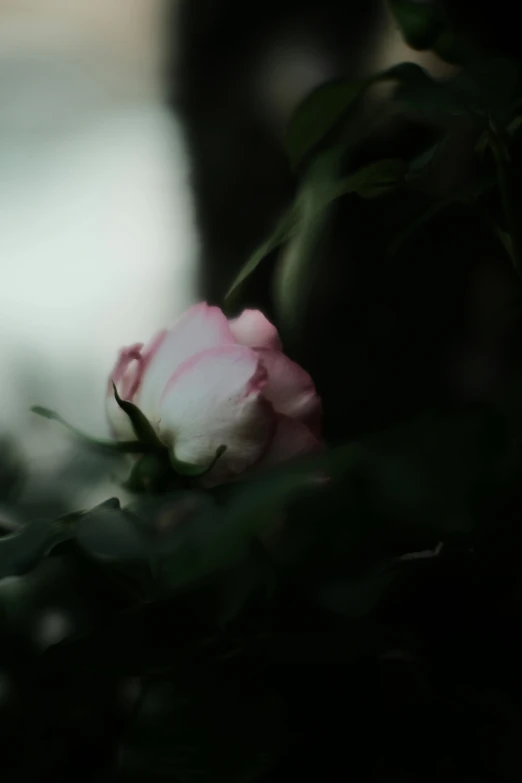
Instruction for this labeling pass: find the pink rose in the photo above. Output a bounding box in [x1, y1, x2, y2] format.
[107, 303, 322, 484]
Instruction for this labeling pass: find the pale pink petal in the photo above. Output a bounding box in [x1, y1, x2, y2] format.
[137, 303, 236, 425]
[141, 328, 169, 373]
[158, 344, 275, 483]
[106, 343, 144, 440]
[229, 309, 282, 351]
[108, 343, 144, 400]
[255, 348, 322, 436]
[257, 415, 322, 468]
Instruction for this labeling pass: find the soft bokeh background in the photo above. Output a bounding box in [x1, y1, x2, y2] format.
[0, 0, 448, 495]
[0, 0, 198, 459]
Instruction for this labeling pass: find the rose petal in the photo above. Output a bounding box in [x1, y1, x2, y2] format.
[257, 415, 322, 468]
[229, 309, 282, 351]
[106, 343, 144, 439]
[159, 344, 275, 482]
[137, 303, 236, 425]
[109, 343, 144, 399]
[255, 348, 322, 436]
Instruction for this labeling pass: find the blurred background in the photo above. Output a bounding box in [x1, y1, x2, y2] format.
[0, 0, 198, 452]
[0, 0, 448, 508]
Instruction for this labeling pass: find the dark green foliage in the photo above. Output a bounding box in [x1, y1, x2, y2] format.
[3, 395, 522, 781]
[5, 17, 522, 783]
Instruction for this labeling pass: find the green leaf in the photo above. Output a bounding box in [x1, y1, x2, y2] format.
[227, 65, 430, 303]
[74, 505, 151, 563]
[31, 405, 147, 454]
[394, 57, 520, 128]
[383, 61, 435, 86]
[112, 384, 165, 449]
[284, 78, 368, 170]
[388, 0, 447, 51]
[284, 60, 434, 171]
[273, 149, 341, 339]
[73, 492, 220, 593]
[154, 465, 320, 594]
[224, 206, 297, 304]
[225, 146, 352, 306]
[0, 520, 69, 579]
[335, 158, 408, 199]
[0, 501, 124, 581]
[393, 70, 479, 124]
[226, 146, 345, 311]
[273, 156, 405, 337]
